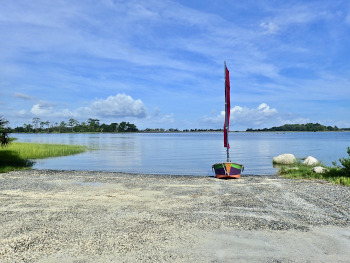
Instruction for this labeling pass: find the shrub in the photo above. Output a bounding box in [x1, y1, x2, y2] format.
[0, 116, 11, 148]
[337, 147, 350, 177]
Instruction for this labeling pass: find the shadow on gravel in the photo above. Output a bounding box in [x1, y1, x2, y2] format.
[0, 150, 34, 172]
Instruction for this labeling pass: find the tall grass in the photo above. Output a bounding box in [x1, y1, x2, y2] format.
[6, 142, 87, 159]
[0, 142, 87, 173]
[278, 161, 350, 186]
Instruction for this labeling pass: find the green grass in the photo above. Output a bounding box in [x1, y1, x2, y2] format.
[0, 142, 87, 173]
[278, 161, 350, 186]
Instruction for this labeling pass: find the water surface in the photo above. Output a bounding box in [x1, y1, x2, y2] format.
[13, 132, 350, 176]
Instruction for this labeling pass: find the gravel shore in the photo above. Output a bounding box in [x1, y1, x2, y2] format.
[1, 170, 349, 262]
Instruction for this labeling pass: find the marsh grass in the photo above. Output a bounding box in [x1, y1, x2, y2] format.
[279, 161, 350, 186]
[7, 142, 87, 159]
[0, 142, 87, 173]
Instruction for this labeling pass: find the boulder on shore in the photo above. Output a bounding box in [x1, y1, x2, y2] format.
[273, 154, 297, 165]
[313, 166, 327, 174]
[303, 156, 319, 166]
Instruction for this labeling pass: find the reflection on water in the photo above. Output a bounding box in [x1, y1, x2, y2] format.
[13, 132, 350, 176]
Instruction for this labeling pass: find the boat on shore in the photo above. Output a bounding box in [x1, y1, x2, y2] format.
[212, 62, 244, 179]
[212, 162, 244, 179]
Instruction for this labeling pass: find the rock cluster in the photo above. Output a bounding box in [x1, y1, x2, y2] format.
[273, 154, 328, 174]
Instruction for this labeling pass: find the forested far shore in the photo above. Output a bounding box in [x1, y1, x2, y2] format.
[6, 118, 350, 133]
[11, 118, 138, 133]
[9, 117, 223, 133]
[246, 123, 350, 132]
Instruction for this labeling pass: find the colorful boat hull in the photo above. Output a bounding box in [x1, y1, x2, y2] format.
[212, 162, 244, 179]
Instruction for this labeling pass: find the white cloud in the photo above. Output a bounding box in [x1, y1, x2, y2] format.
[153, 113, 174, 124]
[30, 102, 59, 115]
[29, 94, 147, 120]
[258, 4, 329, 36]
[80, 94, 147, 118]
[260, 21, 279, 35]
[202, 103, 323, 130]
[30, 102, 74, 118]
[229, 103, 277, 125]
[18, 110, 26, 116]
[203, 103, 278, 128]
[31, 104, 52, 115]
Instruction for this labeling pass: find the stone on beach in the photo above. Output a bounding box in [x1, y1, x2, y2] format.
[303, 156, 319, 166]
[273, 153, 296, 165]
[313, 166, 327, 174]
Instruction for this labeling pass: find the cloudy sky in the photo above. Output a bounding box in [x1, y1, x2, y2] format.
[1, 0, 350, 130]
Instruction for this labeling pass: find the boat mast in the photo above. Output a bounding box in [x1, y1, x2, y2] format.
[224, 61, 230, 162]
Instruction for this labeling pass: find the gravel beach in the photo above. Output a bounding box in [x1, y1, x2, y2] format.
[0, 170, 349, 262]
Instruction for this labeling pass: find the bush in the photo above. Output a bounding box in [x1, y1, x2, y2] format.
[0, 116, 11, 148]
[337, 147, 350, 177]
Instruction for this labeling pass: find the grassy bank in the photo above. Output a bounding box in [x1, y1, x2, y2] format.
[278, 162, 350, 186]
[0, 142, 87, 173]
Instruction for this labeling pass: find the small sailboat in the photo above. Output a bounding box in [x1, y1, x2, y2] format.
[212, 62, 244, 179]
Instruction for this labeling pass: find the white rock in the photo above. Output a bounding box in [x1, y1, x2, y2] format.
[273, 154, 296, 165]
[312, 166, 327, 174]
[302, 156, 319, 166]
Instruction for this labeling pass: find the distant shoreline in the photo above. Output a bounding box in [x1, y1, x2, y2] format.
[10, 130, 350, 134]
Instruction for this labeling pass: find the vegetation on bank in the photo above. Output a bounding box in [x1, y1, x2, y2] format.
[247, 123, 350, 132]
[8, 117, 350, 134]
[0, 116, 11, 147]
[278, 147, 350, 186]
[7, 142, 87, 159]
[12, 118, 138, 133]
[11, 117, 224, 133]
[0, 142, 87, 173]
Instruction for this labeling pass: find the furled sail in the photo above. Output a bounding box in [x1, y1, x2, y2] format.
[224, 64, 230, 150]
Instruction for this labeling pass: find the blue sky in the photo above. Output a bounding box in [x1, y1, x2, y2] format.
[1, 0, 350, 130]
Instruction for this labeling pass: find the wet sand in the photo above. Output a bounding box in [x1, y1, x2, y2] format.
[0, 170, 349, 262]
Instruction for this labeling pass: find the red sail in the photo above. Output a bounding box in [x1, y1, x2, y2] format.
[224, 66, 230, 148]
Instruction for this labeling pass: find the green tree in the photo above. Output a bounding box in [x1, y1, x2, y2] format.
[44, 120, 50, 132]
[23, 123, 33, 133]
[338, 147, 350, 177]
[118, 121, 127, 132]
[125, 123, 137, 132]
[59, 121, 66, 133]
[0, 116, 10, 148]
[117, 122, 138, 132]
[68, 118, 79, 132]
[79, 122, 88, 132]
[54, 122, 59, 132]
[88, 118, 100, 132]
[110, 123, 119, 132]
[32, 117, 40, 133]
[40, 121, 46, 130]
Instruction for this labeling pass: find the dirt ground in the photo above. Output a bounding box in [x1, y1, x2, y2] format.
[0, 170, 349, 262]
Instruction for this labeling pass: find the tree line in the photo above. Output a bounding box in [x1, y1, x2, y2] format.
[246, 123, 349, 132]
[12, 118, 138, 133]
[10, 117, 226, 133]
[7, 117, 350, 134]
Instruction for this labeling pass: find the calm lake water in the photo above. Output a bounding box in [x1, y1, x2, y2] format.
[13, 132, 350, 176]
